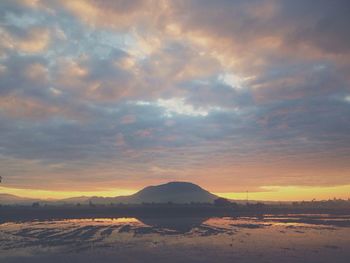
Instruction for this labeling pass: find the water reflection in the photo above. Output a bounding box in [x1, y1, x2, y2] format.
[0, 216, 209, 253]
[64, 217, 141, 224]
[1, 215, 350, 263]
[137, 216, 208, 233]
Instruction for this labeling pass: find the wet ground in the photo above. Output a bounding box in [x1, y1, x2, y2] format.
[0, 214, 349, 262]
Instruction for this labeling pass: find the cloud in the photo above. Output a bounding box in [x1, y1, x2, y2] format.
[0, 0, 349, 193]
[0, 27, 50, 54]
[60, 0, 157, 29]
[0, 54, 49, 96]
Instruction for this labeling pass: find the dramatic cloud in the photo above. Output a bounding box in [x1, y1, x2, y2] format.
[0, 0, 349, 198]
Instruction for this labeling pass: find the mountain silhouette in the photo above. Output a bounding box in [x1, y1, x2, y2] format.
[0, 193, 40, 205]
[90, 182, 218, 204]
[0, 182, 218, 205]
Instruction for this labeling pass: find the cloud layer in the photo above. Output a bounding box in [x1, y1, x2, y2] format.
[0, 0, 349, 193]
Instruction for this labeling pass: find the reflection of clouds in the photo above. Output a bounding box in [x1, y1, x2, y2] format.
[1, 214, 349, 253]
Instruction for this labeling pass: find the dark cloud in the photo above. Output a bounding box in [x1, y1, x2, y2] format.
[173, 0, 350, 55]
[0, 54, 48, 96]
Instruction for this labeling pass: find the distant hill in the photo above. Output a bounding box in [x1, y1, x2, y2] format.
[91, 182, 218, 204]
[0, 193, 40, 205]
[59, 196, 91, 204]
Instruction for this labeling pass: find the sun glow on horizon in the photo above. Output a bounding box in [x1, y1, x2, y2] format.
[1, 184, 349, 202]
[215, 185, 350, 202]
[0, 186, 137, 200]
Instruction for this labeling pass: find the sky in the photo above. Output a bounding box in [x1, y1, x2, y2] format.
[0, 0, 349, 201]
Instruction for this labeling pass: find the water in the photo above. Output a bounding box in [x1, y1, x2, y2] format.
[1, 214, 349, 263]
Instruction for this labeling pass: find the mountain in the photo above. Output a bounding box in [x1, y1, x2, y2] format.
[59, 196, 91, 204]
[91, 182, 218, 204]
[0, 193, 40, 205]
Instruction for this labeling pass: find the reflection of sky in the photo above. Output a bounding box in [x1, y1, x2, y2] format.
[0, 1, 350, 200]
[1, 215, 350, 260]
[1, 216, 350, 263]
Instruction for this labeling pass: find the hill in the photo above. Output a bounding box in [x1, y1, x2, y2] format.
[0, 193, 40, 205]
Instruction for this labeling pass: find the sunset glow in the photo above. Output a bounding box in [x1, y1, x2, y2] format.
[0, 186, 136, 200]
[216, 185, 350, 202]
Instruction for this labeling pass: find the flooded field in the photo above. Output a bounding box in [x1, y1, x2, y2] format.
[1, 214, 349, 263]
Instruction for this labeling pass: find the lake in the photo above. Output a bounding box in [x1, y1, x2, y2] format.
[0, 214, 349, 263]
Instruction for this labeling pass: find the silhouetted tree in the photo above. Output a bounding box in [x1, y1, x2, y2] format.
[32, 202, 40, 208]
[255, 202, 265, 209]
[214, 197, 232, 207]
